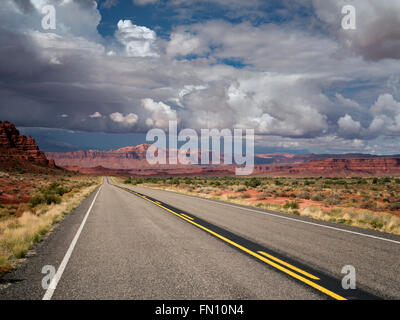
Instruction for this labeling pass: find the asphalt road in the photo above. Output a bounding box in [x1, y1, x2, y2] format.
[1, 177, 399, 300]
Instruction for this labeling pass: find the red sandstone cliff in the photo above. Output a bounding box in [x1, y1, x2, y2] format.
[47, 145, 153, 169]
[252, 158, 400, 176]
[47, 145, 219, 170]
[0, 121, 56, 170]
[47, 144, 400, 177]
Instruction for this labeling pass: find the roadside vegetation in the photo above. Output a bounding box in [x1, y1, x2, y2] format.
[118, 176, 400, 235]
[0, 173, 101, 276]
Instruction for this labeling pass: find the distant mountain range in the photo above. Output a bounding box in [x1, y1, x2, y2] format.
[1, 120, 399, 177]
[46, 145, 400, 177]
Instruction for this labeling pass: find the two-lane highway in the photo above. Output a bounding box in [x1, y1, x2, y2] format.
[122, 180, 400, 300]
[1, 177, 399, 300]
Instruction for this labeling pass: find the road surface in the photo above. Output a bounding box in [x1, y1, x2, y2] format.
[1, 177, 399, 300]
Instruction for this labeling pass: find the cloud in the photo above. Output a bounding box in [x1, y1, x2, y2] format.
[166, 0, 266, 20]
[109, 112, 139, 126]
[311, 0, 400, 61]
[142, 98, 177, 129]
[89, 112, 103, 118]
[0, 0, 400, 153]
[166, 32, 203, 57]
[370, 94, 400, 136]
[371, 93, 400, 116]
[335, 94, 360, 110]
[115, 20, 159, 57]
[338, 114, 361, 138]
[172, 20, 340, 71]
[12, 0, 36, 13]
[133, 0, 158, 5]
[101, 0, 119, 9]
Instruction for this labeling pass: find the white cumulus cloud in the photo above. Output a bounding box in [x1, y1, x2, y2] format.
[89, 112, 102, 118]
[142, 98, 177, 129]
[338, 114, 361, 138]
[167, 32, 203, 57]
[109, 112, 139, 126]
[115, 20, 159, 57]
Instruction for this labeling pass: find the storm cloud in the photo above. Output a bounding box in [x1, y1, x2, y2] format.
[1, 0, 400, 153]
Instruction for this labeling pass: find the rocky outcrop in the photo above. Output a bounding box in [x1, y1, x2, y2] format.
[47, 145, 216, 170]
[0, 121, 56, 169]
[253, 158, 400, 176]
[47, 145, 153, 169]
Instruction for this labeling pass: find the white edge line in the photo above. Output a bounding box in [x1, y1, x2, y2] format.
[135, 186, 400, 246]
[42, 185, 102, 300]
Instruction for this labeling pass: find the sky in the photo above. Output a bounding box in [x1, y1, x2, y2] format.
[1, 0, 400, 154]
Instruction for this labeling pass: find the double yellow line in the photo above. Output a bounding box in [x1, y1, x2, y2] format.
[118, 185, 347, 300]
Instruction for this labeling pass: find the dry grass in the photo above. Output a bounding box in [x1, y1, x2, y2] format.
[0, 179, 101, 275]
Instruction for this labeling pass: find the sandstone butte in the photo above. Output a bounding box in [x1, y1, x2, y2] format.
[0, 121, 56, 170]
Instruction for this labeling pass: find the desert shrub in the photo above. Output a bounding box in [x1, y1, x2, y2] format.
[274, 180, 283, 186]
[235, 186, 247, 192]
[209, 181, 221, 187]
[311, 193, 325, 202]
[328, 209, 343, 217]
[299, 192, 311, 200]
[28, 182, 68, 207]
[370, 220, 384, 229]
[29, 192, 61, 206]
[29, 195, 45, 207]
[336, 180, 347, 186]
[245, 178, 261, 188]
[382, 177, 391, 184]
[46, 182, 70, 196]
[360, 201, 377, 210]
[169, 178, 180, 185]
[324, 193, 342, 205]
[124, 177, 133, 184]
[54, 186, 69, 196]
[43, 192, 62, 205]
[353, 178, 367, 185]
[184, 178, 194, 185]
[283, 201, 299, 210]
[240, 193, 251, 199]
[387, 203, 400, 211]
[325, 198, 340, 206]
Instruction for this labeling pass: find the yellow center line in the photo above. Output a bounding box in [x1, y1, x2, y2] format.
[181, 213, 194, 220]
[119, 186, 347, 301]
[258, 251, 320, 280]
